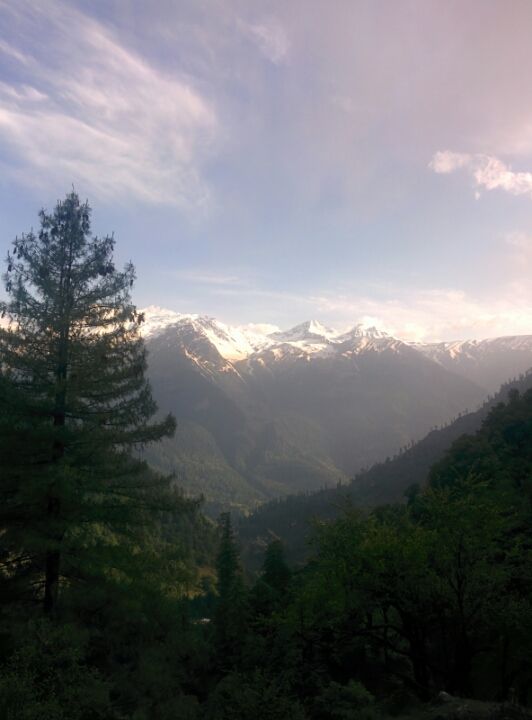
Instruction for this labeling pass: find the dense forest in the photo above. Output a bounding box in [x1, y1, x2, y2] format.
[1, 194, 532, 718]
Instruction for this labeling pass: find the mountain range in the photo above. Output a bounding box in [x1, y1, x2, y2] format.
[141, 306, 532, 513]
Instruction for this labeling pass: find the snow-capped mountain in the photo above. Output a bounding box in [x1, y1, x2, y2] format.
[141, 305, 271, 362]
[412, 335, 532, 390]
[141, 306, 423, 363]
[142, 307, 532, 383]
[140, 305, 194, 337]
[269, 320, 339, 345]
[140, 307, 532, 513]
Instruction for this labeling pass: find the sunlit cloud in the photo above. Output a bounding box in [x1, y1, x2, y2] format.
[430, 150, 532, 200]
[0, 1, 217, 209]
[308, 288, 532, 342]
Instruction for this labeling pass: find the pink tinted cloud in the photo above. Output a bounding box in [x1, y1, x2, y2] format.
[430, 150, 532, 199]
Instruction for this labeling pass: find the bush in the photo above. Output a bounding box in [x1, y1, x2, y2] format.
[312, 680, 376, 720]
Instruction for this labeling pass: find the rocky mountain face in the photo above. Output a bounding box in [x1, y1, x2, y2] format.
[141, 307, 532, 513]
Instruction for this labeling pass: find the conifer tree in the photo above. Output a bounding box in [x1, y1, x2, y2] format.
[262, 540, 291, 596]
[0, 192, 175, 615]
[213, 513, 247, 667]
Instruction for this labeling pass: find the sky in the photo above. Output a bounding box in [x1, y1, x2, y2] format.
[1, 0, 532, 341]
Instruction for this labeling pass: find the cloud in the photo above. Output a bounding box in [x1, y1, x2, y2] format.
[0, 1, 217, 209]
[429, 151, 471, 174]
[305, 287, 532, 342]
[430, 150, 532, 200]
[473, 156, 532, 197]
[238, 18, 289, 64]
[0, 38, 30, 65]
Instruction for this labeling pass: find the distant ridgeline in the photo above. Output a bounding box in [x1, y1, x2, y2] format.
[237, 369, 532, 570]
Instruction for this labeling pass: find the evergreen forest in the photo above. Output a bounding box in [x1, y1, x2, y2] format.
[1, 193, 532, 719]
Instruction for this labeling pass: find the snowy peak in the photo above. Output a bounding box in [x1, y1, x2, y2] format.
[413, 335, 532, 363]
[140, 308, 272, 362]
[189, 317, 266, 362]
[140, 305, 196, 337]
[269, 320, 338, 344]
[410, 335, 532, 390]
[337, 324, 389, 343]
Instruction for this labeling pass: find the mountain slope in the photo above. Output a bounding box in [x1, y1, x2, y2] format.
[237, 370, 532, 568]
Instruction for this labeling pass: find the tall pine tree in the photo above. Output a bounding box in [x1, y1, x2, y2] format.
[0, 192, 175, 615]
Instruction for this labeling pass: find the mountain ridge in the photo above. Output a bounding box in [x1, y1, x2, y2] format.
[141, 305, 532, 370]
[140, 307, 532, 513]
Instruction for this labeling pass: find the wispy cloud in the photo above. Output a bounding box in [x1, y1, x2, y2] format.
[237, 18, 289, 65]
[0, 1, 217, 209]
[430, 150, 532, 200]
[0, 37, 30, 65]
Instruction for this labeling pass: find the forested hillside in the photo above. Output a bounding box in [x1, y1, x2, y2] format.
[238, 370, 532, 568]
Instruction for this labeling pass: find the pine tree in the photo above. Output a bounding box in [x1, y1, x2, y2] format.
[0, 192, 175, 615]
[261, 540, 291, 596]
[213, 513, 247, 668]
[249, 540, 291, 621]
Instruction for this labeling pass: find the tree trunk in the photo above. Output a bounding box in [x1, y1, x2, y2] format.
[44, 508, 61, 617]
[44, 331, 68, 615]
[449, 630, 473, 695]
